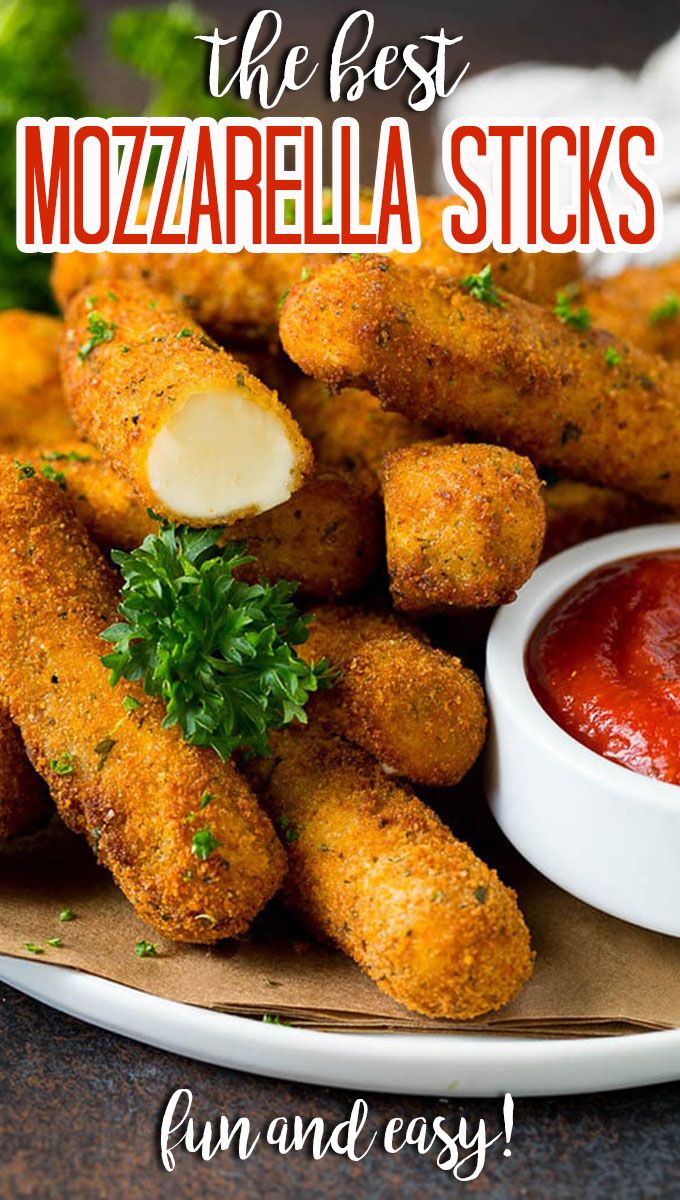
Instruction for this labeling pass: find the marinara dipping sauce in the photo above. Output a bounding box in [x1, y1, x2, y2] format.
[527, 552, 680, 785]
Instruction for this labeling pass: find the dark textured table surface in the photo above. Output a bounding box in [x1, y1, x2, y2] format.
[2, 980, 679, 1199]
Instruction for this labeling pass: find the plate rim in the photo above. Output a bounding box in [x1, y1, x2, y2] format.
[3, 955, 680, 1098]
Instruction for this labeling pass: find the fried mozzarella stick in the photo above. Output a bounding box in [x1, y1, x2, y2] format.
[0, 711, 51, 841]
[573, 259, 680, 362]
[51, 192, 577, 341]
[229, 470, 382, 600]
[0, 310, 74, 448]
[296, 605, 486, 786]
[280, 256, 680, 509]
[286, 377, 439, 493]
[61, 283, 312, 524]
[0, 459, 285, 940]
[382, 443, 545, 610]
[542, 478, 660, 560]
[248, 727, 533, 1020]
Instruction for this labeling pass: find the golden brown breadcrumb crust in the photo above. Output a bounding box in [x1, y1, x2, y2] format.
[382, 442, 545, 610]
[541, 478, 662, 559]
[574, 259, 680, 361]
[60, 282, 312, 523]
[279, 255, 680, 508]
[0, 709, 51, 841]
[298, 604, 486, 786]
[0, 310, 74, 448]
[247, 726, 534, 1021]
[228, 470, 382, 600]
[0, 458, 285, 940]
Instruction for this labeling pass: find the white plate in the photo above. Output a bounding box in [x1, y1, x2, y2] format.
[3, 955, 680, 1097]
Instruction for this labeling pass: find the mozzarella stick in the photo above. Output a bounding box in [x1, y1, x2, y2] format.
[247, 726, 533, 1020]
[60, 283, 312, 524]
[0, 458, 285, 940]
[0, 310, 74, 448]
[13, 440, 154, 550]
[297, 605, 486, 786]
[382, 443, 545, 610]
[542, 478, 661, 560]
[573, 259, 680, 361]
[286, 377, 439, 492]
[51, 187, 578, 344]
[228, 470, 382, 599]
[280, 255, 680, 509]
[0, 710, 51, 841]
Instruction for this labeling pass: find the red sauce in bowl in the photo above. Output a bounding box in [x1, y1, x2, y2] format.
[526, 552, 680, 784]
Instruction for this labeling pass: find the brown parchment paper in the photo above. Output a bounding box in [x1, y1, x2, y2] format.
[2, 814, 680, 1038]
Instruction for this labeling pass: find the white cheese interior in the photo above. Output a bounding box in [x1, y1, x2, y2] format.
[147, 390, 296, 520]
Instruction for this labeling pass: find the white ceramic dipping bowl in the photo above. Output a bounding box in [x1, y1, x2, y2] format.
[485, 523, 680, 937]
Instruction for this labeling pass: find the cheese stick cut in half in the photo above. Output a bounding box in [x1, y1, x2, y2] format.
[60, 283, 312, 524]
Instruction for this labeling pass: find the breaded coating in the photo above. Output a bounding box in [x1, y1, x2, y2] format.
[51, 193, 577, 341]
[286, 377, 439, 492]
[381, 443, 545, 610]
[394, 195, 579, 303]
[247, 726, 533, 1020]
[61, 282, 312, 524]
[574, 259, 680, 361]
[52, 244, 304, 346]
[0, 458, 285, 941]
[297, 604, 487, 786]
[228, 470, 382, 600]
[0, 310, 74, 448]
[0, 710, 51, 841]
[279, 255, 680, 509]
[542, 478, 660, 560]
[13, 440, 154, 550]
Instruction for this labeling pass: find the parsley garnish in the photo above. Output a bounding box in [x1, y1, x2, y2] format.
[134, 940, 159, 958]
[279, 815, 299, 844]
[14, 461, 35, 480]
[175, 328, 193, 339]
[554, 290, 590, 330]
[94, 735, 116, 771]
[191, 827, 220, 862]
[78, 311, 117, 361]
[50, 751, 75, 776]
[649, 292, 680, 325]
[604, 346, 622, 367]
[460, 264, 504, 307]
[199, 791, 213, 810]
[262, 1013, 289, 1025]
[46, 937, 63, 948]
[59, 908, 75, 922]
[100, 524, 333, 759]
[41, 450, 92, 464]
[24, 943, 44, 955]
[40, 464, 67, 490]
[122, 695, 141, 712]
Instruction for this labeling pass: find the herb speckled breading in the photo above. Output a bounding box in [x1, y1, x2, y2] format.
[60, 282, 312, 525]
[297, 604, 487, 786]
[247, 725, 534, 1021]
[0, 457, 285, 941]
[279, 254, 680, 509]
[382, 442, 545, 611]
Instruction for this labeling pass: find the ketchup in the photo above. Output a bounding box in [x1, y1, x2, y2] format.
[527, 552, 680, 785]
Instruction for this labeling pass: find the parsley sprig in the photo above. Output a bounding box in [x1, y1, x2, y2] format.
[553, 289, 591, 330]
[460, 264, 505, 307]
[100, 523, 334, 759]
[78, 311, 117, 361]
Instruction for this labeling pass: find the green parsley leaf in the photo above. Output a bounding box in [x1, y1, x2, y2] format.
[46, 937, 63, 948]
[100, 525, 334, 758]
[50, 751, 75, 776]
[261, 1013, 289, 1025]
[24, 943, 44, 955]
[94, 735, 116, 771]
[175, 327, 193, 339]
[58, 907, 75, 922]
[279, 815, 299, 844]
[122, 695, 141, 712]
[14, 461, 35, 480]
[604, 346, 622, 367]
[40, 463, 67, 490]
[191, 826, 220, 862]
[649, 292, 680, 325]
[460, 264, 504, 307]
[41, 449, 91, 464]
[78, 311, 117, 361]
[198, 791, 213, 810]
[553, 290, 591, 330]
[134, 940, 159, 958]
